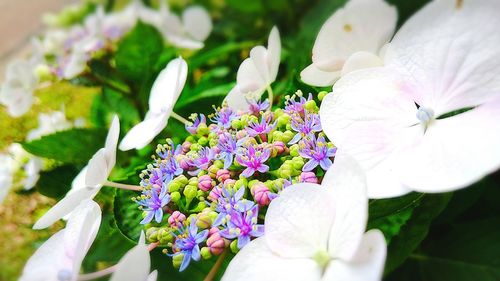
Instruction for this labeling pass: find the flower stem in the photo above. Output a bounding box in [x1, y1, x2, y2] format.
[104, 180, 143, 191]
[203, 249, 229, 281]
[77, 265, 117, 281]
[171, 111, 190, 125]
[267, 85, 274, 109]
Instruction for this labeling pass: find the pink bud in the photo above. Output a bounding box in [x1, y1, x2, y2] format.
[209, 227, 219, 236]
[251, 182, 271, 206]
[212, 146, 221, 154]
[236, 129, 247, 140]
[223, 179, 236, 188]
[207, 231, 226, 255]
[208, 185, 222, 202]
[209, 124, 219, 131]
[181, 141, 191, 153]
[299, 171, 318, 184]
[177, 155, 191, 170]
[216, 169, 231, 183]
[198, 175, 214, 192]
[273, 141, 286, 154]
[168, 211, 186, 227]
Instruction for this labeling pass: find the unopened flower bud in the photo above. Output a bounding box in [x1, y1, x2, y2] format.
[190, 143, 202, 152]
[282, 130, 295, 143]
[277, 114, 291, 127]
[234, 178, 247, 190]
[289, 144, 299, 157]
[200, 247, 212, 259]
[318, 91, 328, 101]
[207, 231, 226, 255]
[181, 141, 191, 153]
[146, 227, 159, 243]
[223, 179, 236, 189]
[197, 209, 213, 229]
[273, 141, 286, 154]
[208, 185, 222, 201]
[168, 181, 181, 193]
[158, 228, 174, 244]
[292, 157, 305, 170]
[299, 171, 318, 184]
[304, 100, 318, 112]
[197, 123, 210, 136]
[230, 240, 239, 254]
[251, 182, 271, 206]
[172, 253, 184, 269]
[170, 191, 181, 203]
[216, 169, 231, 183]
[183, 185, 198, 202]
[236, 129, 247, 140]
[177, 155, 191, 170]
[198, 136, 209, 146]
[168, 211, 186, 226]
[208, 165, 220, 178]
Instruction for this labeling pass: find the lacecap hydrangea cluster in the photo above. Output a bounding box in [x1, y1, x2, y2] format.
[135, 91, 336, 271]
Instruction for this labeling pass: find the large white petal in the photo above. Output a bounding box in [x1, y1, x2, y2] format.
[397, 100, 500, 192]
[182, 6, 212, 41]
[340, 51, 383, 77]
[221, 237, 321, 281]
[322, 153, 368, 261]
[267, 26, 281, 82]
[225, 85, 251, 112]
[149, 58, 188, 114]
[85, 148, 110, 188]
[0, 154, 14, 203]
[319, 68, 418, 198]
[249, 46, 272, 85]
[385, 0, 500, 115]
[0, 82, 34, 117]
[23, 157, 43, 190]
[265, 183, 335, 258]
[104, 115, 120, 172]
[110, 232, 150, 281]
[236, 58, 267, 94]
[322, 229, 386, 281]
[33, 187, 100, 229]
[312, 0, 396, 72]
[300, 63, 340, 87]
[147, 270, 158, 281]
[119, 112, 169, 151]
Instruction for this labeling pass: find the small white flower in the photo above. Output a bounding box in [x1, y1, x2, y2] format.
[27, 111, 72, 141]
[0, 60, 38, 117]
[119, 58, 187, 151]
[110, 231, 154, 281]
[33, 116, 119, 229]
[320, 0, 500, 198]
[222, 154, 386, 281]
[225, 27, 281, 111]
[300, 0, 397, 87]
[20, 200, 101, 281]
[0, 154, 14, 203]
[23, 157, 43, 190]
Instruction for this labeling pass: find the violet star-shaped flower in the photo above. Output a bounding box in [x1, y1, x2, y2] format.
[217, 132, 244, 169]
[235, 145, 271, 178]
[138, 185, 171, 224]
[185, 114, 206, 135]
[213, 186, 255, 227]
[219, 205, 264, 249]
[289, 111, 322, 144]
[211, 107, 238, 129]
[284, 93, 312, 116]
[248, 99, 270, 115]
[188, 147, 215, 176]
[299, 135, 336, 172]
[246, 115, 277, 138]
[172, 219, 209, 272]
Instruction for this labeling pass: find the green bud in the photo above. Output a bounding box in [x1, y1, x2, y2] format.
[197, 123, 210, 136]
[304, 100, 318, 112]
[231, 119, 242, 130]
[292, 157, 305, 170]
[158, 228, 174, 244]
[175, 175, 189, 186]
[234, 178, 248, 189]
[198, 136, 209, 146]
[172, 253, 184, 269]
[196, 210, 213, 229]
[188, 177, 199, 186]
[248, 180, 260, 188]
[200, 247, 212, 260]
[190, 143, 202, 152]
[289, 144, 299, 157]
[214, 160, 224, 169]
[146, 227, 159, 243]
[318, 91, 328, 101]
[209, 138, 218, 147]
[282, 131, 295, 143]
[186, 136, 196, 143]
[277, 114, 291, 127]
[272, 131, 283, 142]
[184, 185, 198, 200]
[230, 240, 240, 254]
[168, 181, 181, 193]
[34, 64, 52, 82]
[171, 191, 181, 203]
[208, 165, 219, 178]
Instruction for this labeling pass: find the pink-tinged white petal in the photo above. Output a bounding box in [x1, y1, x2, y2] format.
[236, 57, 268, 94]
[320, 68, 418, 198]
[23, 157, 43, 190]
[397, 100, 500, 192]
[119, 112, 169, 151]
[267, 26, 281, 82]
[85, 148, 109, 188]
[265, 183, 335, 258]
[385, 0, 500, 115]
[222, 237, 321, 281]
[33, 187, 100, 230]
[322, 229, 386, 281]
[322, 153, 368, 261]
[225, 86, 251, 112]
[149, 58, 188, 114]
[340, 51, 384, 76]
[312, 0, 396, 72]
[147, 270, 158, 281]
[110, 231, 150, 281]
[300, 63, 341, 87]
[182, 6, 212, 42]
[104, 115, 120, 171]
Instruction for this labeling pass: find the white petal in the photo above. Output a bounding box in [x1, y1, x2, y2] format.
[222, 237, 321, 281]
[33, 187, 100, 229]
[104, 115, 120, 171]
[322, 229, 387, 281]
[397, 100, 500, 192]
[23, 157, 43, 190]
[312, 0, 396, 72]
[236, 58, 267, 94]
[267, 26, 281, 82]
[182, 6, 212, 41]
[110, 232, 150, 281]
[249, 46, 272, 85]
[265, 183, 335, 258]
[322, 153, 368, 261]
[63, 51, 88, 79]
[319, 68, 417, 198]
[385, 0, 500, 115]
[149, 58, 188, 114]
[69, 166, 88, 195]
[300, 63, 341, 87]
[225, 85, 251, 112]
[0, 154, 14, 203]
[119, 112, 169, 151]
[340, 51, 383, 76]
[147, 270, 158, 281]
[85, 148, 110, 188]
[165, 34, 204, 50]
[0, 82, 34, 117]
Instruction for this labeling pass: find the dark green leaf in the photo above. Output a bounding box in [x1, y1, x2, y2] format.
[113, 188, 143, 243]
[369, 192, 424, 220]
[22, 128, 107, 164]
[35, 165, 79, 199]
[176, 83, 235, 109]
[90, 87, 140, 128]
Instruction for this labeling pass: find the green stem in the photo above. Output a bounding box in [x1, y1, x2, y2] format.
[267, 85, 274, 109]
[104, 180, 143, 191]
[203, 249, 229, 281]
[171, 111, 190, 125]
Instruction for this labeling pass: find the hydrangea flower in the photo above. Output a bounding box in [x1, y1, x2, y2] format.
[217, 132, 244, 169]
[219, 204, 264, 249]
[172, 219, 209, 272]
[21, 200, 101, 281]
[299, 135, 336, 171]
[301, 0, 397, 86]
[320, 0, 500, 198]
[289, 112, 322, 144]
[235, 145, 271, 177]
[248, 99, 270, 115]
[138, 186, 171, 224]
[225, 27, 281, 111]
[120, 58, 188, 151]
[0, 154, 14, 203]
[188, 147, 216, 176]
[246, 116, 277, 139]
[211, 107, 238, 129]
[222, 155, 386, 281]
[185, 114, 206, 135]
[284, 93, 312, 116]
[0, 60, 38, 117]
[213, 186, 254, 226]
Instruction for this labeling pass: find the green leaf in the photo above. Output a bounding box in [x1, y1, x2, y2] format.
[388, 219, 500, 281]
[35, 165, 79, 199]
[188, 41, 255, 70]
[115, 21, 164, 82]
[22, 128, 107, 164]
[369, 192, 424, 220]
[384, 193, 452, 274]
[90, 87, 140, 128]
[175, 83, 235, 109]
[113, 188, 143, 243]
